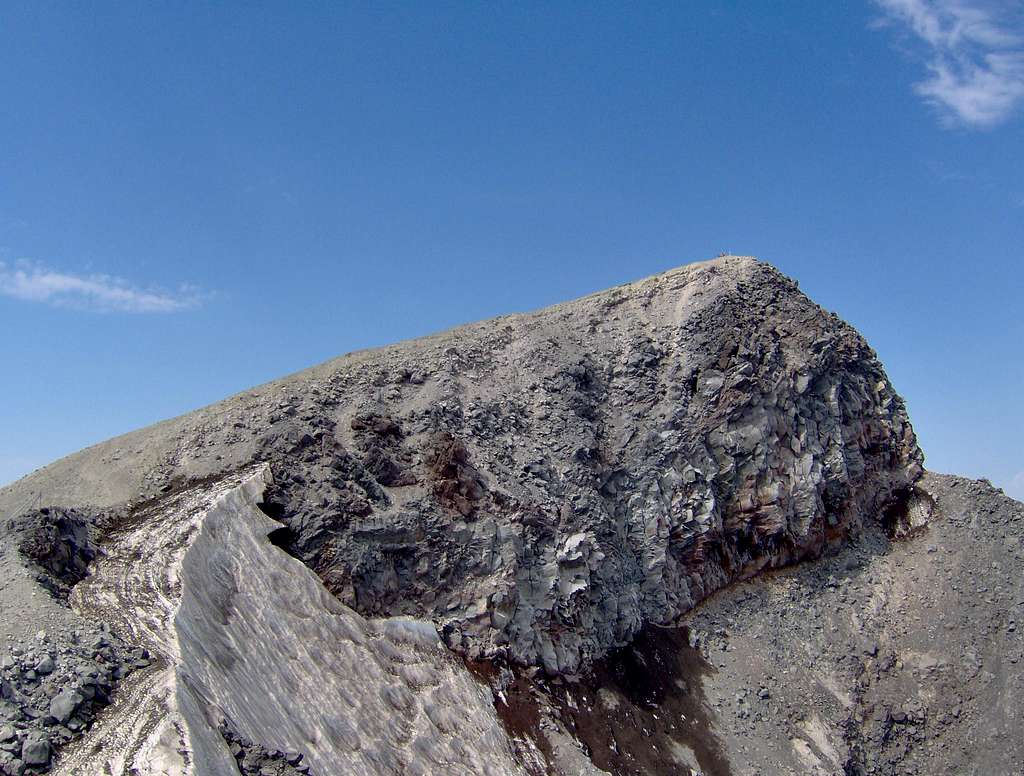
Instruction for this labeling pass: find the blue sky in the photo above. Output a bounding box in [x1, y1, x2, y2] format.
[1, 1, 1022, 499]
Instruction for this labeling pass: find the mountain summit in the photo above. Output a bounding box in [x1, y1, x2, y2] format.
[1, 256, 1019, 776]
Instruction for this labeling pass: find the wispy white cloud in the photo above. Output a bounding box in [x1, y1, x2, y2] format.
[0, 260, 203, 313]
[873, 0, 1024, 128]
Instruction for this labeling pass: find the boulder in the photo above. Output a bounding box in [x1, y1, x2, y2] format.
[32, 656, 53, 676]
[20, 736, 49, 767]
[48, 690, 82, 725]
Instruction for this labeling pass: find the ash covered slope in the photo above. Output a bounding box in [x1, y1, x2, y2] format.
[1, 256, 922, 675]
[674, 472, 1024, 776]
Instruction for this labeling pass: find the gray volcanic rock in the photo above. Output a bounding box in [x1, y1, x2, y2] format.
[21, 736, 50, 768]
[469, 473, 1024, 776]
[11, 508, 97, 600]
[0, 257, 923, 677]
[0, 627, 136, 775]
[1, 254, 1021, 776]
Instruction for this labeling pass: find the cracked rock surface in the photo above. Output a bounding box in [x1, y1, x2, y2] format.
[1, 255, 1017, 775]
[464, 473, 1024, 776]
[0, 257, 923, 677]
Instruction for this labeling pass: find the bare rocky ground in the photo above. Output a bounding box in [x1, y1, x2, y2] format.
[0, 627, 144, 775]
[680, 472, 1023, 776]
[470, 472, 1023, 775]
[0, 255, 1019, 774]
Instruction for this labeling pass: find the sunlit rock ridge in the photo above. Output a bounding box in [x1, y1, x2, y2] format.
[0, 255, 939, 775]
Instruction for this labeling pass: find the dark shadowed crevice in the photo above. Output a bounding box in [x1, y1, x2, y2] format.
[257, 499, 286, 522]
[880, 486, 934, 538]
[258, 499, 303, 557]
[265, 524, 299, 552]
[469, 626, 732, 776]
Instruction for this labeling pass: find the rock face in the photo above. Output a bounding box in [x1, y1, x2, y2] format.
[12, 507, 97, 599]
[0, 257, 923, 678]
[224, 255, 925, 674]
[0, 254, 967, 775]
[467, 473, 1024, 776]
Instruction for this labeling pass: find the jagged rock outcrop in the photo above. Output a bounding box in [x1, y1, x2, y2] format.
[11, 508, 98, 600]
[467, 473, 1024, 776]
[0, 257, 923, 678]
[5, 254, 1023, 776]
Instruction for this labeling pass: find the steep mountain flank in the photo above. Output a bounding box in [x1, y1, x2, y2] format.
[0, 257, 922, 676]
[2, 255, 1001, 776]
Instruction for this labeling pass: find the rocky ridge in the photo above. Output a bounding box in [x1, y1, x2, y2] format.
[1, 256, 923, 678]
[0, 255, 1015, 775]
